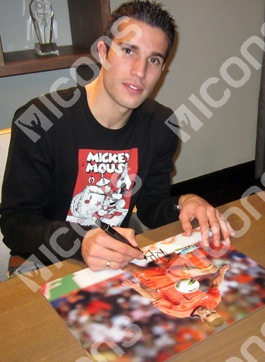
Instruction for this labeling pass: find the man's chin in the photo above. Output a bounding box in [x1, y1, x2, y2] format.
[122, 97, 148, 111]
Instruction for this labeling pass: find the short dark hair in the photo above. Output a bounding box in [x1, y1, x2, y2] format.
[105, 0, 177, 60]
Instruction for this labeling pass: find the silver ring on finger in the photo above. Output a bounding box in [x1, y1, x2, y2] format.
[105, 260, 111, 270]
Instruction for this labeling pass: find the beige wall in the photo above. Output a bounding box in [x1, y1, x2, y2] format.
[0, 0, 264, 183]
[111, 0, 265, 182]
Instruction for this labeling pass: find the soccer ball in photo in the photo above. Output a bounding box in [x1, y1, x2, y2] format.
[175, 278, 200, 293]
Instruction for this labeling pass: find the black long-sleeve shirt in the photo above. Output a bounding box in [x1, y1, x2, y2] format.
[0, 86, 179, 264]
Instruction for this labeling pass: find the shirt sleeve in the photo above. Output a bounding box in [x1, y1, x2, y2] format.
[153, 298, 193, 318]
[136, 107, 180, 228]
[207, 287, 221, 308]
[0, 99, 89, 264]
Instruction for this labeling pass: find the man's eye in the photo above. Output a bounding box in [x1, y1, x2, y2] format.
[149, 57, 161, 65]
[123, 48, 133, 54]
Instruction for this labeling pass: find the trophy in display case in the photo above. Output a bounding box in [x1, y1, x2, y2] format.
[29, 0, 59, 56]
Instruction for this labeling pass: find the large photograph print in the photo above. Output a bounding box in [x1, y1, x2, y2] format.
[42, 230, 265, 361]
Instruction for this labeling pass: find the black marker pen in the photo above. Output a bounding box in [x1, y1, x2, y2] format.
[95, 219, 146, 258]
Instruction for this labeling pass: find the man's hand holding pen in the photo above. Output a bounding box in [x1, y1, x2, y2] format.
[81, 223, 145, 272]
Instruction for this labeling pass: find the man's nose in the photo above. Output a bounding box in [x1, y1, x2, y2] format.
[131, 58, 147, 78]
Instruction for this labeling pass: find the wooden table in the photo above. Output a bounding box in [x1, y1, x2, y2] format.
[1, 192, 265, 362]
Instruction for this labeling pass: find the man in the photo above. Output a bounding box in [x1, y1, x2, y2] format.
[122, 262, 230, 328]
[0, 1, 234, 275]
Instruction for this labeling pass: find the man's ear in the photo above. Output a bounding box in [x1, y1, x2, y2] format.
[97, 40, 108, 65]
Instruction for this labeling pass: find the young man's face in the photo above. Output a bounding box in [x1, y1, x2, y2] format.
[98, 18, 170, 113]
